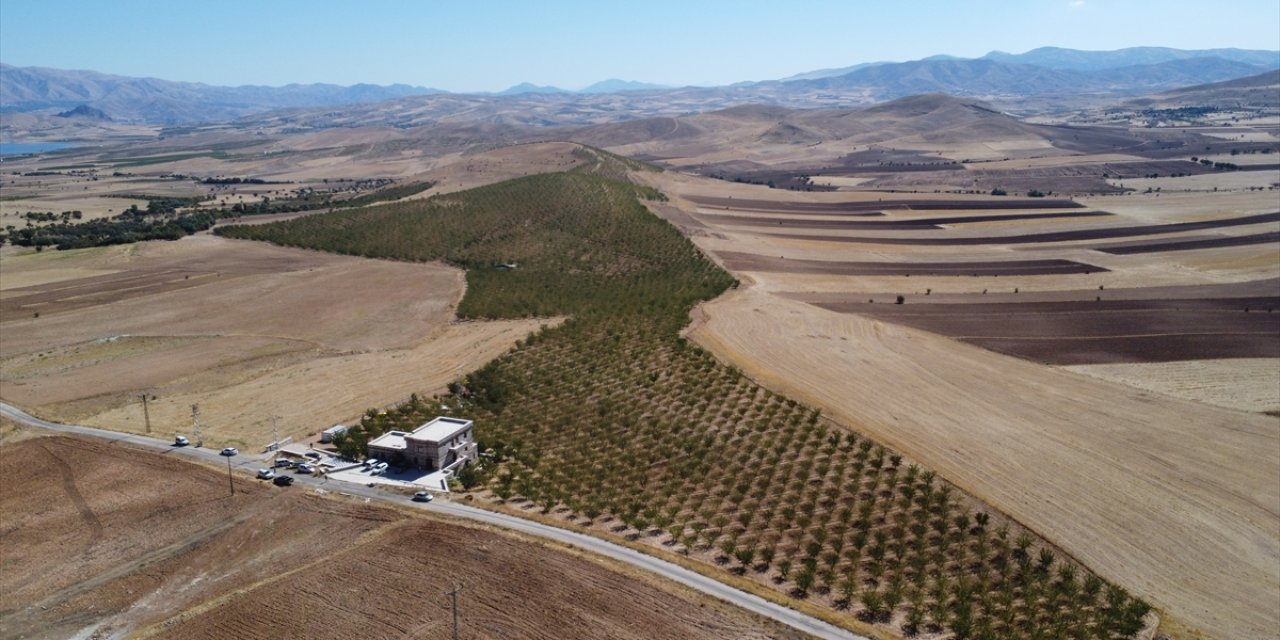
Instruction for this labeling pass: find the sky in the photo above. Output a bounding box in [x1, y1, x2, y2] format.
[2, 0, 1278, 92]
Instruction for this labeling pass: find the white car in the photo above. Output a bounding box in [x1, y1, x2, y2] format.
[363, 458, 380, 469]
[412, 491, 433, 502]
[220, 447, 238, 457]
[174, 436, 189, 446]
[256, 468, 275, 480]
[296, 462, 314, 474]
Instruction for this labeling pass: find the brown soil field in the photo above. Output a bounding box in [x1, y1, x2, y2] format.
[685, 194, 1085, 212]
[0, 433, 392, 639]
[1092, 230, 1280, 254]
[757, 210, 1280, 246]
[719, 251, 1108, 276]
[789, 278, 1280, 305]
[154, 518, 795, 640]
[828, 296, 1280, 364]
[697, 210, 1112, 229]
[0, 432, 795, 640]
[0, 235, 544, 448]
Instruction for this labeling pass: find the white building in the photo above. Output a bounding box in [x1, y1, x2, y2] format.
[366, 416, 477, 473]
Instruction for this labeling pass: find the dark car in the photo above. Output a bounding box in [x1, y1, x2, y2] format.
[273, 475, 295, 487]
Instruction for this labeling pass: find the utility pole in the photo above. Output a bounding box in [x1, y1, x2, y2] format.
[270, 415, 281, 464]
[139, 392, 152, 434]
[446, 584, 463, 640]
[226, 452, 235, 496]
[191, 404, 203, 448]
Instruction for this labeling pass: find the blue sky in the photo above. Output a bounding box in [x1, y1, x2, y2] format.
[2, 0, 1277, 91]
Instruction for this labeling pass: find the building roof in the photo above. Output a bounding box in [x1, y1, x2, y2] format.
[368, 430, 409, 450]
[407, 417, 472, 444]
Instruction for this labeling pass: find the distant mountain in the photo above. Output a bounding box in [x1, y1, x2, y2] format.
[779, 56, 1272, 100]
[4, 46, 1277, 130]
[580, 79, 668, 93]
[982, 46, 1280, 71]
[497, 82, 570, 96]
[0, 63, 443, 123]
[779, 62, 888, 82]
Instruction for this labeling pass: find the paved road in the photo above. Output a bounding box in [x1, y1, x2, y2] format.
[1, 402, 866, 640]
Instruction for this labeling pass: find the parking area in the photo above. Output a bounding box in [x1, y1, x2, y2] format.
[248, 444, 453, 493]
[328, 464, 452, 492]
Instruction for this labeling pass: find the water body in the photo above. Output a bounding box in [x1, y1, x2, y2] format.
[0, 142, 76, 156]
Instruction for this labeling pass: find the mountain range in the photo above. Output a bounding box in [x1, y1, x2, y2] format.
[1, 46, 1276, 126]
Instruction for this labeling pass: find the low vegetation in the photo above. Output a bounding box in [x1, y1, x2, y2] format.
[2, 181, 435, 250]
[218, 170, 1151, 639]
[6, 205, 217, 250]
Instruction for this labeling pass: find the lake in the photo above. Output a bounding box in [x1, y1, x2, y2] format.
[0, 142, 77, 156]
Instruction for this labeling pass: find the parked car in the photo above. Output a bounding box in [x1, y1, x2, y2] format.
[304, 451, 322, 460]
[374, 462, 389, 473]
[256, 468, 275, 480]
[296, 462, 314, 474]
[174, 435, 189, 446]
[273, 475, 294, 487]
[220, 447, 238, 457]
[412, 491, 433, 503]
[274, 458, 294, 468]
[363, 458, 380, 469]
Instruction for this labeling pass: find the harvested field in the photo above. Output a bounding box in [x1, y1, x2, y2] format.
[718, 251, 1108, 276]
[686, 287, 1280, 640]
[0, 235, 541, 446]
[698, 209, 1112, 229]
[155, 519, 794, 640]
[827, 296, 1280, 364]
[1093, 230, 1280, 254]
[653, 170, 1280, 638]
[1065, 358, 1280, 414]
[0, 434, 393, 640]
[760, 210, 1280, 245]
[0, 432, 793, 640]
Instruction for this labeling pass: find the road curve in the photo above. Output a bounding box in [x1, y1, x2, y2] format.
[0, 401, 866, 640]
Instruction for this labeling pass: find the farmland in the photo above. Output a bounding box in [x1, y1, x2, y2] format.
[646, 168, 1279, 639]
[0, 430, 794, 640]
[0, 234, 543, 447]
[220, 170, 1154, 639]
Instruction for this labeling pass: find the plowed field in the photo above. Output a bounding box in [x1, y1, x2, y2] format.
[0, 432, 798, 640]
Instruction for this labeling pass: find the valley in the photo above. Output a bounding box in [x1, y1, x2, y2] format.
[1, 43, 1277, 640]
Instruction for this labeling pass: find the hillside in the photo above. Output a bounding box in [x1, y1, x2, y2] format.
[1136, 69, 1280, 108]
[781, 57, 1271, 100]
[982, 46, 1279, 70]
[4, 47, 1276, 131]
[216, 171, 1154, 640]
[571, 93, 1156, 171]
[0, 63, 442, 123]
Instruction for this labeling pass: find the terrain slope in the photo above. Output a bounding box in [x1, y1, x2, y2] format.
[0, 430, 799, 640]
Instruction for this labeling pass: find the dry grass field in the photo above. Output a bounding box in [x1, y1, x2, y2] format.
[0, 431, 796, 640]
[649, 171, 1280, 639]
[0, 234, 546, 448]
